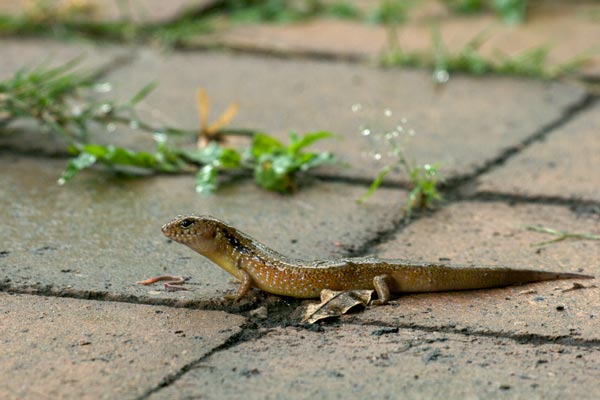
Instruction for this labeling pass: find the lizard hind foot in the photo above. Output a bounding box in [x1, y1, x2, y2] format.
[371, 274, 394, 305]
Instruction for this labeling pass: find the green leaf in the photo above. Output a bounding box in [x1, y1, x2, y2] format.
[358, 165, 393, 204]
[79, 143, 109, 157]
[98, 145, 157, 169]
[219, 148, 241, 168]
[299, 151, 335, 171]
[129, 82, 157, 105]
[185, 142, 226, 164]
[58, 152, 97, 184]
[492, 0, 527, 24]
[182, 143, 241, 169]
[287, 131, 334, 155]
[251, 133, 285, 158]
[254, 155, 293, 193]
[195, 165, 218, 194]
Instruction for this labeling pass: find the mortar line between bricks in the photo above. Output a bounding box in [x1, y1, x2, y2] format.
[351, 320, 600, 349]
[134, 323, 265, 400]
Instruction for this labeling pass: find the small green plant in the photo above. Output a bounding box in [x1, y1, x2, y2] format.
[525, 226, 600, 247]
[431, 26, 493, 81]
[1, 60, 335, 194]
[0, 58, 180, 143]
[360, 160, 443, 216]
[442, 0, 528, 23]
[375, 0, 418, 65]
[444, 0, 485, 14]
[492, 0, 527, 24]
[357, 116, 443, 216]
[249, 131, 335, 192]
[0, 1, 359, 45]
[409, 25, 591, 82]
[0, 4, 212, 47]
[220, 0, 360, 23]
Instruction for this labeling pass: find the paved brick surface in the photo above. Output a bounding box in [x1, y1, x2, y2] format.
[0, 0, 211, 24]
[359, 201, 599, 340]
[0, 155, 404, 305]
[0, 40, 585, 183]
[477, 102, 600, 202]
[148, 324, 600, 400]
[0, 39, 124, 80]
[200, 1, 600, 77]
[0, 292, 245, 400]
[109, 47, 584, 184]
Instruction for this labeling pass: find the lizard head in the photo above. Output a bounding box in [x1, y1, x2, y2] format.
[161, 215, 249, 278]
[161, 215, 222, 254]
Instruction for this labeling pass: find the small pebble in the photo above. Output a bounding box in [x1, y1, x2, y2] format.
[249, 306, 268, 319]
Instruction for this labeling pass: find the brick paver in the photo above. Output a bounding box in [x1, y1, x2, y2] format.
[477, 102, 600, 202]
[364, 201, 599, 341]
[0, 292, 245, 400]
[148, 324, 600, 400]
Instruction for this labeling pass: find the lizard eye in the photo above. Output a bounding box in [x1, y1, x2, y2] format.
[179, 219, 195, 229]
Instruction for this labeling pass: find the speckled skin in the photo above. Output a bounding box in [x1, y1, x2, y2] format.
[162, 216, 594, 303]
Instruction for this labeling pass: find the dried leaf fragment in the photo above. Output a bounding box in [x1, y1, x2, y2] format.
[302, 289, 374, 324]
[561, 282, 597, 293]
[196, 88, 239, 148]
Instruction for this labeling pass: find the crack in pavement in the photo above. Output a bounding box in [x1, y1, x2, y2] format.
[347, 92, 599, 258]
[349, 320, 600, 349]
[132, 314, 600, 398]
[443, 93, 598, 195]
[133, 322, 265, 400]
[463, 192, 600, 214]
[0, 283, 262, 313]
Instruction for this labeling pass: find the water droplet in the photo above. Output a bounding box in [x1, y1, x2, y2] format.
[351, 103, 362, 112]
[408, 129, 416, 136]
[385, 132, 394, 140]
[396, 125, 404, 132]
[99, 103, 112, 114]
[361, 128, 371, 136]
[94, 82, 112, 93]
[384, 109, 392, 117]
[373, 153, 382, 160]
[106, 123, 116, 132]
[424, 164, 431, 170]
[433, 69, 450, 84]
[401, 117, 408, 124]
[153, 133, 167, 143]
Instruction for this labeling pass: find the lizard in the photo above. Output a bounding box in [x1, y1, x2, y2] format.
[139, 215, 595, 305]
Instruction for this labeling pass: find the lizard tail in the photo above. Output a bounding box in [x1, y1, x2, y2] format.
[524, 271, 595, 282]
[436, 267, 595, 292]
